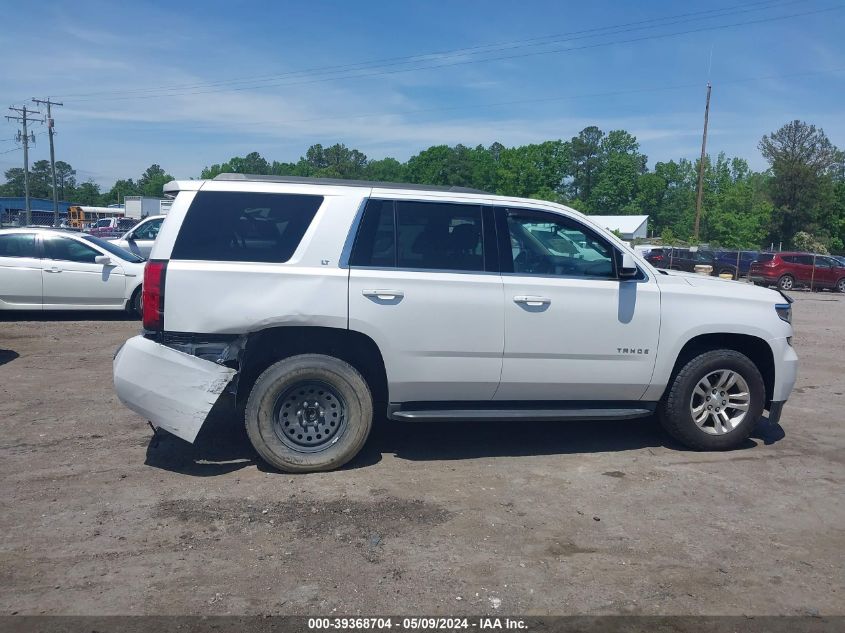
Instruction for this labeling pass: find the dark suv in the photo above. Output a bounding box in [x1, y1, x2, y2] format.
[645, 247, 738, 277]
[749, 252, 845, 292]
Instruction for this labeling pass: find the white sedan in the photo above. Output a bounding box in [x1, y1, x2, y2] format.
[0, 228, 145, 314]
[108, 215, 165, 259]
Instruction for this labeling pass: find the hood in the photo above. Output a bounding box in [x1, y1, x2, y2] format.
[655, 269, 788, 303]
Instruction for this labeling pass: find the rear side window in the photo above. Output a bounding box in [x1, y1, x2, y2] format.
[756, 253, 774, 263]
[171, 191, 323, 262]
[0, 233, 36, 258]
[350, 199, 485, 272]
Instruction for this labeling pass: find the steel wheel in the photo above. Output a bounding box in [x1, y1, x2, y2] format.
[689, 369, 750, 435]
[272, 380, 348, 453]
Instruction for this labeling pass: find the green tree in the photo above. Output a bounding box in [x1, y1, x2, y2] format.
[759, 120, 843, 246]
[73, 181, 101, 205]
[55, 161, 76, 200]
[569, 126, 604, 201]
[138, 164, 173, 197]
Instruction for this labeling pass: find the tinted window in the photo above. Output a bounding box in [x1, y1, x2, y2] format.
[43, 236, 100, 263]
[349, 199, 395, 267]
[0, 233, 36, 258]
[351, 199, 485, 272]
[795, 255, 814, 265]
[171, 191, 323, 262]
[133, 217, 163, 240]
[505, 210, 615, 278]
[80, 234, 145, 263]
[756, 253, 775, 263]
[396, 201, 483, 271]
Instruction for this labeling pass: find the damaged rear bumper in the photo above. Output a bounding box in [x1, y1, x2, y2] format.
[113, 335, 237, 443]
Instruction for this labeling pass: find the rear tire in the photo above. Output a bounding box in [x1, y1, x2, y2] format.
[129, 286, 142, 318]
[658, 349, 765, 450]
[777, 274, 795, 291]
[837, 278, 845, 294]
[245, 354, 373, 473]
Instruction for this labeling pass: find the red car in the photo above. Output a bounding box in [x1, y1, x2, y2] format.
[749, 252, 845, 293]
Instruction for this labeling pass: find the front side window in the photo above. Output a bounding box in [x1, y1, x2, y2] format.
[504, 209, 615, 278]
[0, 233, 37, 258]
[350, 199, 485, 272]
[171, 191, 323, 262]
[133, 218, 163, 240]
[43, 236, 100, 263]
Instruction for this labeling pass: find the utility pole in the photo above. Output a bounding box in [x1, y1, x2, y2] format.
[693, 82, 712, 242]
[33, 98, 63, 226]
[5, 105, 41, 226]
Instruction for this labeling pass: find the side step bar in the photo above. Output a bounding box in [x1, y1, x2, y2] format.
[388, 404, 655, 422]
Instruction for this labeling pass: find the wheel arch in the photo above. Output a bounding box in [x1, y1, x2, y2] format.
[663, 333, 775, 405]
[237, 325, 389, 410]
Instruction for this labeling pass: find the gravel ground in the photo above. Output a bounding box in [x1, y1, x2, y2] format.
[0, 293, 843, 616]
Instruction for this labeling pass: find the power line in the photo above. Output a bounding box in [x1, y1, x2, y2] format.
[32, 97, 64, 225]
[5, 105, 42, 224]
[56, 0, 805, 100]
[155, 65, 845, 133]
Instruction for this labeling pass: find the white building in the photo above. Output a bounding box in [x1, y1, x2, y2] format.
[588, 215, 649, 240]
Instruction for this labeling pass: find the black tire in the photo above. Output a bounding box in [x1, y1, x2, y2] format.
[658, 349, 765, 450]
[244, 354, 373, 473]
[837, 278, 845, 294]
[129, 286, 143, 317]
[777, 274, 795, 291]
[718, 267, 736, 279]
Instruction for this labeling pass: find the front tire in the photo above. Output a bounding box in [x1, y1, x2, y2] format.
[245, 354, 373, 473]
[837, 278, 845, 294]
[658, 349, 765, 450]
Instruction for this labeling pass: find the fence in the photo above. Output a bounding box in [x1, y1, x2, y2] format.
[1, 209, 58, 227]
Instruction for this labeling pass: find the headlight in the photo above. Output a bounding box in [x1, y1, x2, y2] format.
[775, 303, 792, 324]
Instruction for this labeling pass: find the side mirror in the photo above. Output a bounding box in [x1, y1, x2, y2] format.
[619, 252, 638, 278]
[95, 255, 112, 265]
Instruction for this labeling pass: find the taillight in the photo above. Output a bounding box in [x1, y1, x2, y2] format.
[764, 260, 777, 267]
[142, 260, 167, 331]
[649, 255, 664, 261]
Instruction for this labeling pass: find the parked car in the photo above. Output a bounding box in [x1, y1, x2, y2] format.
[113, 174, 797, 472]
[645, 247, 738, 277]
[87, 217, 137, 238]
[0, 228, 145, 314]
[714, 250, 759, 278]
[749, 252, 845, 292]
[108, 215, 166, 259]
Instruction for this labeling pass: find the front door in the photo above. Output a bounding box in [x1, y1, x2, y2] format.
[41, 235, 127, 308]
[0, 232, 42, 309]
[494, 207, 660, 401]
[348, 198, 503, 402]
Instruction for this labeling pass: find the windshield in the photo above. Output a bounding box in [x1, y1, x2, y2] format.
[79, 234, 145, 263]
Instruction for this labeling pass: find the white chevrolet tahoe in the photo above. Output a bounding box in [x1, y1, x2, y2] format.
[113, 174, 798, 472]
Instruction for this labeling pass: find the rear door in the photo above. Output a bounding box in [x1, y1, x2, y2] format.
[0, 233, 42, 309]
[41, 235, 127, 308]
[348, 197, 504, 402]
[494, 206, 660, 401]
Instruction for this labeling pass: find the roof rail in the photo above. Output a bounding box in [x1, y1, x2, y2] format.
[212, 173, 489, 195]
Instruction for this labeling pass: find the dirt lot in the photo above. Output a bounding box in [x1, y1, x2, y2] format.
[0, 293, 843, 616]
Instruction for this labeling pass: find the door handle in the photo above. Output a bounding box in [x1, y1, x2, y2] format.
[45, 266, 62, 273]
[514, 295, 551, 306]
[362, 289, 404, 300]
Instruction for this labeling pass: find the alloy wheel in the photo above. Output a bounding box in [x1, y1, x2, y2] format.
[689, 369, 751, 435]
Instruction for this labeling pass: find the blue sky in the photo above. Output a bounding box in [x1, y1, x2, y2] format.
[1, 0, 843, 188]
